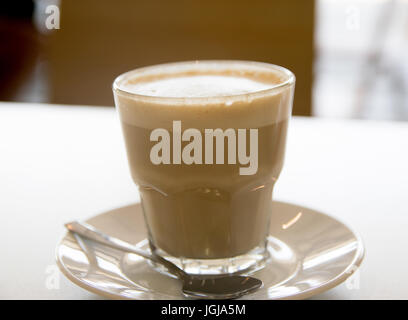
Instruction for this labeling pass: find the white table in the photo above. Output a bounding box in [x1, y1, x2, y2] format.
[1, 102, 407, 299]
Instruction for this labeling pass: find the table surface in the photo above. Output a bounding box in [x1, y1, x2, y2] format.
[1, 102, 407, 300]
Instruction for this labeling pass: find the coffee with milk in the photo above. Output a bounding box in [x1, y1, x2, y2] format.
[113, 61, 295, 273]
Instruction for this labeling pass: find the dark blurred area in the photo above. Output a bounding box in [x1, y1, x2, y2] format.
[1, 1, 408, 120]
[0, 0, 314, 116]
[0, 0, 39, 101]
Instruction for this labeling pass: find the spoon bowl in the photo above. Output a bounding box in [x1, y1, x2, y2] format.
[182, 275, 262, 299]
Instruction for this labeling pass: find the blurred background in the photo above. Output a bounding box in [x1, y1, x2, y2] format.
[1, 0, 407, 120]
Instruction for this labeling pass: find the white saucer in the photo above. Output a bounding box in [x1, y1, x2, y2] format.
[56, 201, 364, 300]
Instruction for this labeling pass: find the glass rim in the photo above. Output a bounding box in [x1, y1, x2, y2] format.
[112, 60, 295, 104]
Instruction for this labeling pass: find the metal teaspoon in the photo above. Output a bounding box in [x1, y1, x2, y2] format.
[65, 221, 263, 299]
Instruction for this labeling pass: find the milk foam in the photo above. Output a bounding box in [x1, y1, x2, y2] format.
[122, 75, 273, 98]
[114, 61, 295, 129]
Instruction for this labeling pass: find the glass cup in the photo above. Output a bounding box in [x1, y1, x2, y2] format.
[113, 61, 295, 275]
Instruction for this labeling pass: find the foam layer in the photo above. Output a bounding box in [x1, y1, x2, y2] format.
[122, 75, 273, 98]
[113, 61, 295, 129]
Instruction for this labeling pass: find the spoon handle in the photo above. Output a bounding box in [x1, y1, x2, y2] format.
[65, 221, 186, 278]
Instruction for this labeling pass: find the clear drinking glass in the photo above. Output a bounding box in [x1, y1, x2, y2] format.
[113, 61, 295, 275]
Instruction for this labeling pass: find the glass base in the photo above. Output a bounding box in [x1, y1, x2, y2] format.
[135, 238, 270, 276]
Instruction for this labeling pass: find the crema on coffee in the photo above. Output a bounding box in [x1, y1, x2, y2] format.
[113, 61, 294, 261]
